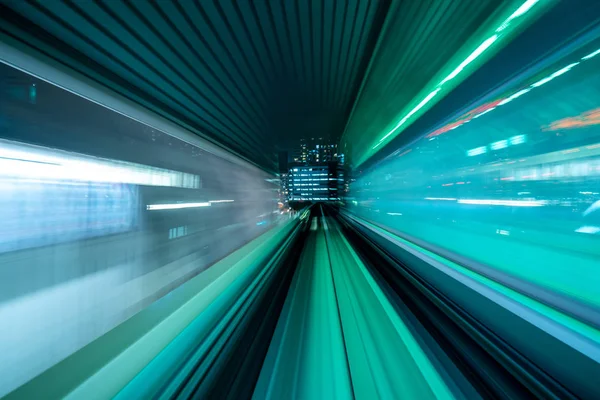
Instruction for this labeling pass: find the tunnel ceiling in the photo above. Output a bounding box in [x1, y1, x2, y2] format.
[0, 0, 389, 172]
[0, 0, 547, 172]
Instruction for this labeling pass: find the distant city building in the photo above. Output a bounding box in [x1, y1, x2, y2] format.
[283, 138, 346, 204]
[279, 173, 289, 206]
[287, 162, 344, 203]
[289, 138, 343, 165]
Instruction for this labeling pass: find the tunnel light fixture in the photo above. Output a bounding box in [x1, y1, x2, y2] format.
[509, 135, 527, 145]
[491, 140, 509, 150]
[467, 146, 487, 157]
[531, 63, 579, 87]
[146, 202, 211, 210]
[209, 199, 235, 203]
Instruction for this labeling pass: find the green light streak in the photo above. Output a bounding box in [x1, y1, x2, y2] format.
[496, 0, 540, 32]
[355, 0, 548, 167]
[411, 56, 583, 140]
[374, 33, 498, 151]
[439, 35, 498, 85]
[356, 218, 600, 346]
[374, 89, 441, 149]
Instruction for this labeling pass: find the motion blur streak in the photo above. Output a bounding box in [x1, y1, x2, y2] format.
[350, 31, 600, 311]
[2, 1, 600, 399]
[146, 202, 212, 210]
[544, 107, 600, 130]
[0, 138, 201, 188]
[0, 62, 276, 396]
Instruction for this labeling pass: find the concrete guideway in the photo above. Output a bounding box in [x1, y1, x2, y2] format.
[255, 208, 459, 399]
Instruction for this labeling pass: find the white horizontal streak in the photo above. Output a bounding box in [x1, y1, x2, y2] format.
[146, 202, 211, 210]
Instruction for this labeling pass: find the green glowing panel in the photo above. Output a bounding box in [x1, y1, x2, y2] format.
[341, 0, 553, 167]
[348, 46, 600, 309]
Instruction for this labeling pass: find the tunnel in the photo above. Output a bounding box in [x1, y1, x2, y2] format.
[1, 0, 600, 398]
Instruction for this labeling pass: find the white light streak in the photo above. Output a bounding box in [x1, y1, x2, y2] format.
[458, 199, 548, 207]
[387, 212, 403, 216]
[496, 0, 540, 32]
[498, 88, 532, 105]
[209, 200, 235, 203]
[146, 202, 211, 210]
[425, 197, 457, 201]
[575, 226, 600, 234]
[472, 107, 496, 119]
[582, 48, 600, 60]
[531, 63, 579, 88]
[0, 139, 200, 188]
[583, 200, 600, 217]
[440, 35, 498, 85]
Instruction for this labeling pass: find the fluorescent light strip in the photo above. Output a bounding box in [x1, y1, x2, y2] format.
[467, 146, 487, 156]
[425, 197, 457, 201]
[209, 200, 235, 203]
[458, 199, 547, 207]
[491, 139, 508, 150]
[147, 202, 211, 210]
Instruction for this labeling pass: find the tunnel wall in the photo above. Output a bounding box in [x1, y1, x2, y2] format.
[0, 61, 278, 396]
[346, 39, 600, 312]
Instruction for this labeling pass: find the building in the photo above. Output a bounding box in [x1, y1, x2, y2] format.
[279, 172, 289, 206]
[287, 162, 344, 204]
[283, 138, 346, 205]
[290, 138, 343, 165]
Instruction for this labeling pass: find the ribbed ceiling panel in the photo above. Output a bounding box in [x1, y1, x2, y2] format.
[0, 0, 389, 171]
